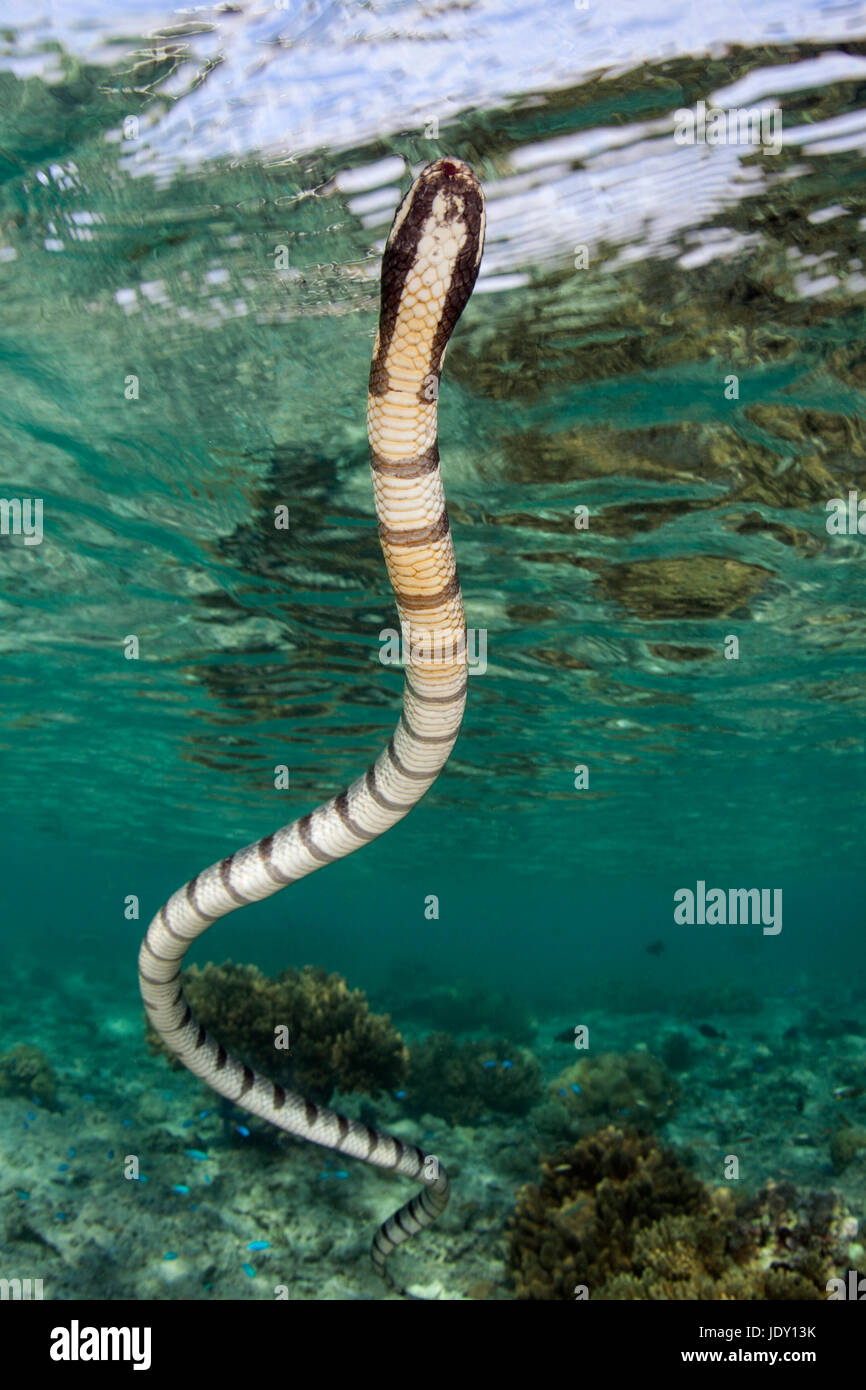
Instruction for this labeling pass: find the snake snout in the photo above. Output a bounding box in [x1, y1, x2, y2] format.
[428, 156, 474, 180]
[381, 160, 486, 325]
[424, 157, 483, 201]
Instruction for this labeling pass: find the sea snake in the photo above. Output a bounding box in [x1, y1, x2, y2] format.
[138, 158, 485, 1291]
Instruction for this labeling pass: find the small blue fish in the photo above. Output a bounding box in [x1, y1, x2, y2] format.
[501, 1060, 513, 1069]
[242, 1264, 256, 1278]
[173, 1184, 190, 1196]
[248, 1240, 269, 1251]
[482, 1060, 496, 1069]
[237, 1125, 250, 1138]
[184, 1149, 208, 1161]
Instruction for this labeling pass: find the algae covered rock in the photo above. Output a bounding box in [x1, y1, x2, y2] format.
[404, 1032, 542, 1125]
[829, 1126, 866, 1174]
[597, 555, 773, 621]
[145, 960, 408, 1104]
[550, 1050, 680, 1128]
[0, 1043, 58, 1109]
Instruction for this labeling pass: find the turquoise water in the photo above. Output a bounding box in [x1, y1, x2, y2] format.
[2, 1, 866, 1300]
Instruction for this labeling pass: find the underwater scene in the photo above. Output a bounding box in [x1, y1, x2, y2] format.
[2, 0, 866, 1322]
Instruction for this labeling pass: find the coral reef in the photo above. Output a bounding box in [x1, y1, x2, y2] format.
[599, 1205, 830, 1300]
[507, 1126, 848, 1300]
[550, 1050, 680, 1129]
[0, 1043, 58, 1109]
[145, 961, 408, 1105]
[404, 1032, 542, 1125]
[507, 1127, 706, 1298]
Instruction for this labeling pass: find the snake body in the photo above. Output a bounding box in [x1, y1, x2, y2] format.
[138, 158, 485, 1289]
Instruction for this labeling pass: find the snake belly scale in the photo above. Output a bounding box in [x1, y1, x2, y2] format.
[138, 158, 485, 1289]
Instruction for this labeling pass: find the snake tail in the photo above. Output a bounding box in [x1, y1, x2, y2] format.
[138, 157, 485, 1291]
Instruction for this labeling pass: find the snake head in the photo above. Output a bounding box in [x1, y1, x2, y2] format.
[378, 158, 486, 369]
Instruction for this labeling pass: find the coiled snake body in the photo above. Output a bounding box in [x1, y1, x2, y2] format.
[138, 159, 485, 1289]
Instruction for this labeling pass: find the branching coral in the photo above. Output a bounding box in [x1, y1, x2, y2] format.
[550, 1050, 680, 1128]
[507, 1126, 849, 1300]
[145, 961, 408, 1104]
[404, 1032, 542, 1125]
[507, 1126, 705, 1298]
[0, 1043, 58, 1109]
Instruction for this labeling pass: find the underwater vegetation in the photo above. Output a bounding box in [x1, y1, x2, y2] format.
[0, 1044, 58, 1110]
[507, 1126, 850, 1300]
[403, 1033, 543, 1126]
[549, 1051, 679, 1130]
[145, 962, 408, 1105]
